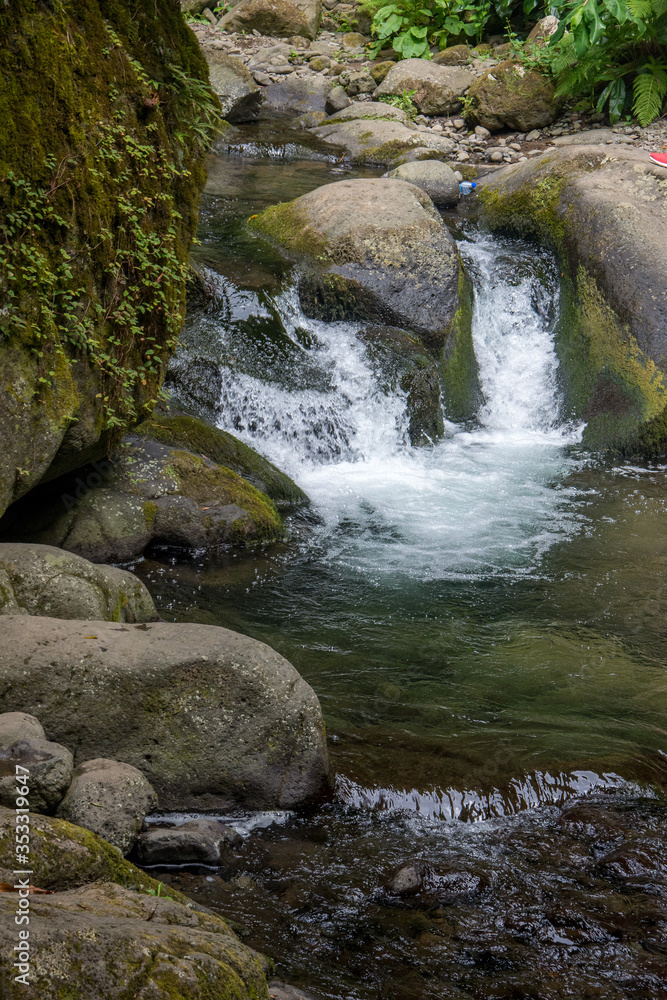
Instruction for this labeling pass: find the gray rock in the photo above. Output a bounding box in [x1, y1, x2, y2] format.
[324, 84, 351, 114]
[136, 819, 240, 865]
[247, 43, 293, 68]
[0, 712, 45, 747]
[387, 862, 425, 895]
[0, 616, 330, 811]
[264, 74, 332, 113]
[57, 758, 158, 855]
[310, 118, 421, 165]
[384, 160, 460, 206]
[345, 69, 375, 96]
[374, 59, 476, 115]
[218, 0, 321, 40]
[180, 0, 211, 12]
[293, 110, 328, 128]
[323, 100, 411, 124]
[0, 882, 268, 1000]
[551, 128, 617, 145]
[0, 737, 73, 814]
[0, 543, 157, 622]
[268, 983, 319, 1000]
[252, 178, 466, 352]
[465, 60, 560, 132]
[205, 52, 263, 123]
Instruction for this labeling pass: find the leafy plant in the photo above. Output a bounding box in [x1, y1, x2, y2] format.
[363, 0, 508, 58]
[378, 88, 420, 116]
[534, 0, 667, 124]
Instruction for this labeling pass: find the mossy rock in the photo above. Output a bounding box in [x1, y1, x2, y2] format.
[138, 414, 308, 506]
[478, 146, 667, 454]
[465, 60, 560, 132]
[0, 0, 219, 519]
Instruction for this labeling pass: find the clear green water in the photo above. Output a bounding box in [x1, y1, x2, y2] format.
[134, 119, 667, 999]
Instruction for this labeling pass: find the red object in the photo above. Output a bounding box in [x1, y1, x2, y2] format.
[649, 151, 667, 168]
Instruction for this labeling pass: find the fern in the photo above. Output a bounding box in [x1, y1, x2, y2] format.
[633, 63, 667, 124]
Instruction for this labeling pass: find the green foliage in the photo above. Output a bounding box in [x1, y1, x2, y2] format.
[532, 0, 667, 124]
[378, 88, 420, 116]
[363, 0, 521, 58]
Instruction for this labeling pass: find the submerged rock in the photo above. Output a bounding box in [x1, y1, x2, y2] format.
[374, 58, 476, 115]
[0, 542, 157, 621]
[0, 616, 330, 811]
[218, 0, 322, 39]
[136, 819, 241, 866]
[206, 51, 263, 123]
[57, 759, 158, 856]
[465, 60, 560, 132]
[479, 145, 667, 453]
[0, 882, 269, 1000]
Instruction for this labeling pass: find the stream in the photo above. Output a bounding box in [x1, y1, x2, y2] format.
[132, 117, 667, 999]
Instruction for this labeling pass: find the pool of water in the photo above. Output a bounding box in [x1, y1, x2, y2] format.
[132, 118, 667, 999]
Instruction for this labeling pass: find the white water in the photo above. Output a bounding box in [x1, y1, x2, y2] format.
[215, 231, 585, 581]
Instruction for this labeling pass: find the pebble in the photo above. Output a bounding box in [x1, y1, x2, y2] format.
[457, 151, 470, 161]
[525, 129, 541, 141]
[489, 150, 504, 162]
[509, 142, 521, 151]
[474, 125, 491, 138]
[453, 118, 466, 129]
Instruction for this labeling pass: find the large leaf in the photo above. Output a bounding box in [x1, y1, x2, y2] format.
[602, 0, 630, 22]
[608, 76, 627, 120]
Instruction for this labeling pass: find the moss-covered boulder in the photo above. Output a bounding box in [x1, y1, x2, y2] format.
[0, 0, 218, 519]
[0, 882, 270, 1000]
[0, 436, 284, 562]
[478, 146, 667, 453]
[0, 542, 156, 621]
[138, 414, 308, 506]
[465, 60, 560, 132]
[374, 58, 476, 116]
[310, 106, 457, 166]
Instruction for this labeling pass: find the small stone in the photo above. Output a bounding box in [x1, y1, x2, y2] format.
[525, 129, 541, 141]
[509, 142, 521, 151]
[489, 149, 504, 162]
[201, 7, 216, 23]
[309, 55, 331, 71]
[325, 84, 351, 114]
[457, 150, 470, 161]
[341, 32, 367, 50]
[431, 123, 443, 132]
[252, 71, 271, 85]
[370, 60, 394, 84]
[453, 118, 465, 129]
[474, 125, 490, 138]
[454, 170, 463, 181]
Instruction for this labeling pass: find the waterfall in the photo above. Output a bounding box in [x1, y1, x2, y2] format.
[212, 228, 584, 580]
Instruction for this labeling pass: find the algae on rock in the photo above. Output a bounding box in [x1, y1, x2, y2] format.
[0, 0, 220, 518]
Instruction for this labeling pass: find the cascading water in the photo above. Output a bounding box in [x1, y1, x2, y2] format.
[214, 228, 584, 581]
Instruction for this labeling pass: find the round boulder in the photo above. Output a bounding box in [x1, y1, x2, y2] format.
[374, 58, 476, 115]
[0, 712, 45, 747]
[57, 759, 158, 855]
[384, 160, 460, 206]
[0, 737, 73, 814]
[465, 60, 561, 132]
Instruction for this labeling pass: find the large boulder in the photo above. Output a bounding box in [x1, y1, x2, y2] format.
[0, 543, 157, 621]
[0, 616, 330, 811]
[479, 146, 667, 453]
[310, 108, 456, 165]
[205, 52, 263, 122]
[0, 1, 212, 520]
[0, 435, 284, 562]
[465, 60, 560, 132]
[57, 759, 158, 855]
[218, 0, 322, 39]
[374, 59, 476, 115]
[384, 160, 460, 206]
[0, 882, 269, 1000]
[251, 178, 465, 351]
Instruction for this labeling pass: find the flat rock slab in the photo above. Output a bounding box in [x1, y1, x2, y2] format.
[0, 882, 269, 1000]
[0, 617, 330, 811]
[310, 117, 455, 166]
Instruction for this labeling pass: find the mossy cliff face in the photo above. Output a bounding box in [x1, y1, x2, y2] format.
[0, 0, 219, 517]
[478, 146, 667, 454]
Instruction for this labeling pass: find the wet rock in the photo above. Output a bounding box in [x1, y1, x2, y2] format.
[0, 616, 330, 811]
[251, 178, 466, 352]
[57, 758, 157, 855]
[136, 819, 241, 865]
[264, 74, 332, 113]
[374, 59, 476, 115]
[433, 44, 473, 65]
[1, 435, 284, 562]
[0, 882, 269, 1000]
[387, 861, 426, 895]
[384, 159, 460, 206]
[0, 737, 73, 814]
[465, 60, 560, 132]
[218, 0, 322, 39]
[205, 52, 264, 122]
[386, 861, 487, 902]
[324, 84, 351, 113]
[0, 543, 157, 622]
[268, 981, 319, 1000]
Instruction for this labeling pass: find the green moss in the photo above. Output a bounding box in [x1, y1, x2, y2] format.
[168, 449, 284, 544]
[0, 0, 219, 515]
[138, 414, 308, 505]
[440, 260, 480, 422]
[249, 202, 330, 261]
[143, 499, 158, 528]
